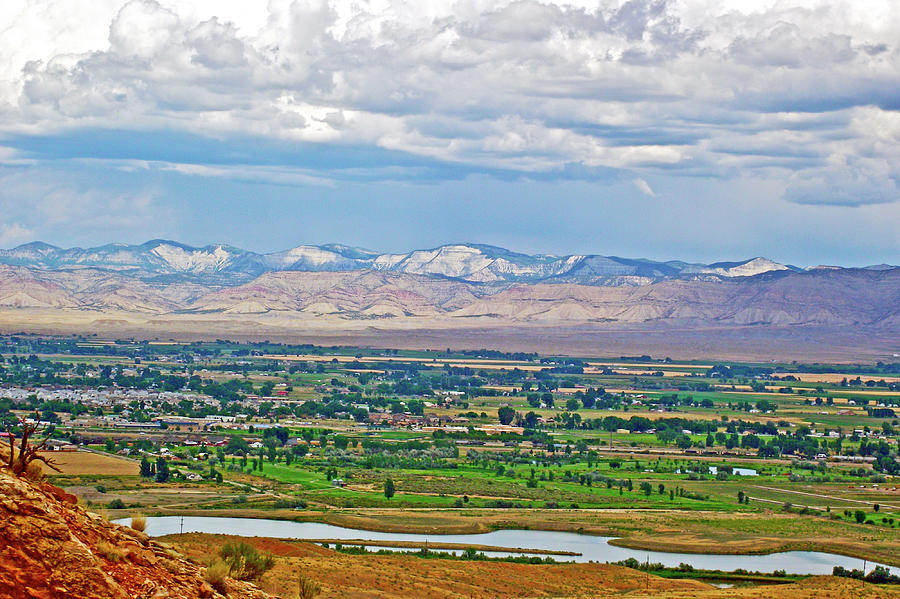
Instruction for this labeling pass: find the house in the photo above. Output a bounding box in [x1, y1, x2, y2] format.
[475, 424, 524, 435]
[45, 439, 78, 451]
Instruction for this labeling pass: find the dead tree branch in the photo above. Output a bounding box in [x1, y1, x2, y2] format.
[3, 414, 61, 476]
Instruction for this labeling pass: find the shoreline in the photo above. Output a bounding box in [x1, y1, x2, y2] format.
[126, 510, 900, 569]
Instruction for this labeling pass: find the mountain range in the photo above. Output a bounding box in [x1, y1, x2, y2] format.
[0, 239, 852, 285]
[0, 241, 897, 342]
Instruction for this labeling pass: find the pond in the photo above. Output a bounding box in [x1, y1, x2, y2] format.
[127, 516, 897, 576]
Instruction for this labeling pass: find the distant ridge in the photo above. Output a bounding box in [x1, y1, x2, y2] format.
[0, 240, 814, 286]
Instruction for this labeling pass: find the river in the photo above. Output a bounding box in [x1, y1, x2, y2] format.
[125, 516, 898, 576]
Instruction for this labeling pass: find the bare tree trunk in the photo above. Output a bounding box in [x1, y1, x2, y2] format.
[3, 415, 61, 476]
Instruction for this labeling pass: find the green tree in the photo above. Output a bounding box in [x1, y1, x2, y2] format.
[676, 435, 693, 450]
[155, 457, 170, 483]
[384, 477, 395, 499]
[497, 406, 515, 425]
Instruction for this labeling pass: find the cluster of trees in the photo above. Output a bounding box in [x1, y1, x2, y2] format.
[833, 566, 900, 584]
[139, 456, 170, 483]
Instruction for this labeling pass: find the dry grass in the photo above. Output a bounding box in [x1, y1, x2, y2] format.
[168, 534, 900, 599]
[95, 541, 124, 563]
[40, 450, 139, 476]
[93, 507, 111, 521]
[24, 461, 44, 482]
[130, 513, 147, 532]
[296, 574, 321, 599]
[170, 534, 709, 599]
[204, 560, 229, 594]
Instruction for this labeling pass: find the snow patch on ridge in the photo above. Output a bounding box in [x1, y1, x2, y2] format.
[149, 244, 235, 273]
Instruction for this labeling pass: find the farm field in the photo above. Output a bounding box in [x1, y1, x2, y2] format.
[39, 449, 140, 476]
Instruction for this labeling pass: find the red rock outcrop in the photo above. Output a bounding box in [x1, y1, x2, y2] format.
[0, 468, 277, 599]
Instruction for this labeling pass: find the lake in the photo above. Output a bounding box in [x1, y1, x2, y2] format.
[127, 516, 897, 576]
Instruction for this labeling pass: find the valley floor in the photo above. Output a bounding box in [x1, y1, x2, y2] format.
[2, 307, 898, 362]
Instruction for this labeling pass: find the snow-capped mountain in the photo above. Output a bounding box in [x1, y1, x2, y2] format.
[681, 257, 792, 278]
[263, 245, 378, 271]
[0, 241, 897, 340]
[0, 240, 803, 286]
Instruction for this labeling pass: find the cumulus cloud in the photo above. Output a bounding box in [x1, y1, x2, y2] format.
[633, 178, 656, 197]
[0, 0, 898, 208]
[0, 223, 34, 247]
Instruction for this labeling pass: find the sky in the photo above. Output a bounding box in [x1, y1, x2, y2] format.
[0, 0, 898, 266]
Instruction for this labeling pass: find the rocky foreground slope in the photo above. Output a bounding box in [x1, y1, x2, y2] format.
[0, 468, 275, 599]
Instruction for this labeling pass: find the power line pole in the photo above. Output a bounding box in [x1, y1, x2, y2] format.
[646, 555, 649, 590]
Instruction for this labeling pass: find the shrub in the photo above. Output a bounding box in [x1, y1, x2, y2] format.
[24, 461, 45, 482]
[107, 499, 126, 510]
[296, 574, 321, 599]
[220, 542, 274, 581]
[204, 560, 229, 594]
[130, 514, 147, 533]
